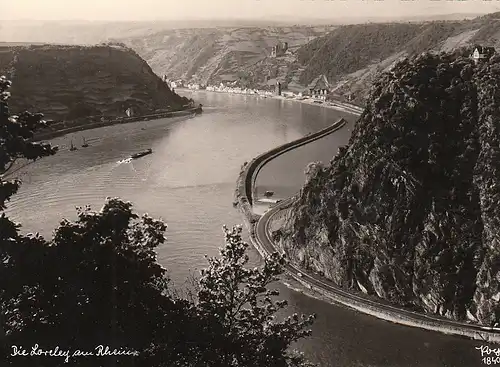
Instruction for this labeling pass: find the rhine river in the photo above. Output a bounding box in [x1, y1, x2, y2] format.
[6, 91, 485, 367]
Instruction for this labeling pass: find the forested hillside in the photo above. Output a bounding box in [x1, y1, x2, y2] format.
[297, 13, 500, 104]
[123, 11, 500, 98]
[0, 43, 186, 121]
[124, 26, 332, 86]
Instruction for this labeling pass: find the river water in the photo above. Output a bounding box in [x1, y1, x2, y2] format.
[5, 91, 485, 366]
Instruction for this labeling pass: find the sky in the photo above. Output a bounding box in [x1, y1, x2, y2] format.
[2, 0, 500, 21]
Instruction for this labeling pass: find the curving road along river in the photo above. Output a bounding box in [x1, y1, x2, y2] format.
[255, 197, 500, 342]
[6, 91, 489, 366]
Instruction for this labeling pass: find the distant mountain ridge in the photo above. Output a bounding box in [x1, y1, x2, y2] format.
[3, 13, 500, 101]
[119, 11, 500, 98]
[0, 43, 186, 121]
[124, 26, 333, 87]
[295, 12, 500, 103]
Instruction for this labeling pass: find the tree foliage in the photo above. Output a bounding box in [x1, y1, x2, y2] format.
[192, 225, 316, 367]
[0, 76, 316, 366]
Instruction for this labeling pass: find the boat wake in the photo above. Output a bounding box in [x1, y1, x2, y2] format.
[116, 157, 132, 165]
[112, 157, 148, 181]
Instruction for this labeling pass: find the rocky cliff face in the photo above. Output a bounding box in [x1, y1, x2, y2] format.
[276, 49, 500, 326]
[0, 43, 187, 121]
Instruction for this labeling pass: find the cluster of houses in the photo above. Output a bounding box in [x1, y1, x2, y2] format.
[165, 75, 337, 102]
[179, 78, 330, 101]
[305, 74, 331, 101]
[158, 45, 495, 105]
[205, 83, 275, 96]
[186, 83, 204, 90]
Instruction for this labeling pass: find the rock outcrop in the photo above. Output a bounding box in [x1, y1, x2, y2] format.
[276, 49, 500, 326]
[0, 43, 187, 121]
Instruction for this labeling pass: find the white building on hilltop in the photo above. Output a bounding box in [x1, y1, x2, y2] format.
[470, 45, 496, 64]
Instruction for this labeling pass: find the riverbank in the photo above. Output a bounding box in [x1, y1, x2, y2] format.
[179, 88, 364, 116]
[270, 95, 364, 116]
[263, 199, 500, 343]
[34, 106, 202, 141]
[233, 118, 348, 232]
[234, 117, 500, 344]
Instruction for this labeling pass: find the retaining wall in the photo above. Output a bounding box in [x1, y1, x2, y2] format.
[34, 107, 200, 141]
[234, 118, 347, 237]
[234, 118, 347, 209]
[233, 116, 500, 344]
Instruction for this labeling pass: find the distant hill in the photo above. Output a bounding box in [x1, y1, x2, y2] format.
[0, 43, 186, 121]
[291, 13, 485, 25]
[121, 11, 500, 95]
[3, 13, 500, 99]
[295, 12, 500, 104]
[0, 20, 333, 89]
[0, 20, 173, 45]
[124, 26, 333, 87]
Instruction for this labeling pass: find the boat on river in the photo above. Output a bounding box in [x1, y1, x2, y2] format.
[81, 137, 89, 148]
[130, 148, 152, 159]
[69, 140, 77, 151]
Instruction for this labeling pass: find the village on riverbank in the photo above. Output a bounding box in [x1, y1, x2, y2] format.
[163, 69, 364, 114]
[171, 80, 363, 116]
